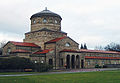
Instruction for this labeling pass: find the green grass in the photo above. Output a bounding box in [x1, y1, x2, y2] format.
[0, 72, 38, 75]
[0, 71, 120, 83]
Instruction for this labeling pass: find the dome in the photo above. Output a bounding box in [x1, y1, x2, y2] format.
[30, 8, 62, 20]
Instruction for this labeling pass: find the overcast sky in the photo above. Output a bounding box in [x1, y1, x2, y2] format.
[0, 0, 120, 49]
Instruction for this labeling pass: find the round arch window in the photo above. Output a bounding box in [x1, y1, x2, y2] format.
[33, 19, 36, 24]
[43, 18, 47, 23]
[55, 20, 58, 24]
[7, 47, 11, 54]
[65, 43, 70, 47]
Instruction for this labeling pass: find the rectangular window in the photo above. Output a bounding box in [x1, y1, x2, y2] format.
[49, 59, 53, 66]
[61, 58, 63, 66]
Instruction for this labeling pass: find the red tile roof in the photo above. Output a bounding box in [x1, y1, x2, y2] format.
[11, 49, 30, 53]
[45, 36, 66, 44]
[60, 49, 78, 52]
[60, 49, 120, 54]
[33, 49, 53, 54]
[85, 56, 120, 60]
[10, 41, 40, 47]
[79, 49, 120, 54]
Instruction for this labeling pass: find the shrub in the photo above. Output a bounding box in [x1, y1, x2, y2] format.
[34, 63, 52, 72]
[0, 57, 34, 70]
[95, 64, 102, 68]
[0, 57, 53, 72]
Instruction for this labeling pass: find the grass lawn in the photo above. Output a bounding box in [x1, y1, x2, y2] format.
[0, 72, 38, 75]
[0, 71, 120, 83]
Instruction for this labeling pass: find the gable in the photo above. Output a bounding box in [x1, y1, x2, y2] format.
[56, 36, 79, 50]
[10, 41, 40, 47]
[45, 36, 66, 44]
[57, 36, 79, 45]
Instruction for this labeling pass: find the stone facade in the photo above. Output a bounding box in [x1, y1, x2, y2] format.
[24, 29, 66, 49]
[2, 41, 40, 58]
[60, 51, 120, 69]
[2, 8, 120, 69]
[31, 17, 61, 32]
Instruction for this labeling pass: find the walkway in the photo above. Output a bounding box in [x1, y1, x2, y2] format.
[0, 68, 120, 77]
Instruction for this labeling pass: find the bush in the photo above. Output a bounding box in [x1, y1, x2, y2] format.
[95, 64, 102, 68]
[34, 63, 53, 72]
[0, 57, 53, 72]
[103, 65, 107, 68]
[0, 57, 34, 70]
[0, 57, 52, 72]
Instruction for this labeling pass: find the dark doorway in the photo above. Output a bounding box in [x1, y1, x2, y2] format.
[66, 55, 70, 69]
[60, 58, 63, 67]
[76, 55, 80, 69]
[81, 59, 84, 68]
[71, 55, 75, 69]
[49, 59, 53, 66]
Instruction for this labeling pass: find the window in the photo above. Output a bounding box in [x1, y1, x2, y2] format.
[102, 60, 105, 65]
[61, 58, 63, 66]
[34, 60, 37, 63]
[33, 20, 36, 24]
[41, 60, 44, 63]
[49, 18, 53, 23]
[65, 43, 70, 47]
[55, 20, 58, 24]
[114, 61, 117, 64]
[49, 59, 53, 65]
[38, 19, 41, 23]
[43, 18, 47, 23]
[87, 60, 90, 65]
[7, 47, 11, 54]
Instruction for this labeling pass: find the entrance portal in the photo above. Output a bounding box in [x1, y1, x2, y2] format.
[81, 59, 84, 68]
[76, 55, 80, 68]
[49, 59, 53, 66]
[66, 55, 70, 69]
[71, 55, 75, 69]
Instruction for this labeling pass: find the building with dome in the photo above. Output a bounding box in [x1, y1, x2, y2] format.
[2, 8, 120, 69]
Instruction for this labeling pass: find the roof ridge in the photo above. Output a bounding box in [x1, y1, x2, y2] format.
[11, 49, 30, 53]
[33, 49, 53, 54]
[10, 41, 40, 47]
[45, 36, 66, 44]
[60, 49, 120, 54]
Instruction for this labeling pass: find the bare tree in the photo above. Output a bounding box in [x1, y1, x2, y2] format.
[104, 42, 120, 52]
[94, 46, 104, 50]
[0, 40, 7, 48]
[0, 40, 7, 55]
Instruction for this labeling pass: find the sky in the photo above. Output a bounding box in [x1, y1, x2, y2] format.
[0, 0, 120, 49]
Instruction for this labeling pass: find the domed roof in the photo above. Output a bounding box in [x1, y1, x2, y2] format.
[30, 8, 62, 20]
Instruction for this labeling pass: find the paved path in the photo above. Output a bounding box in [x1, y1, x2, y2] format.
[0, 68, 120, 77]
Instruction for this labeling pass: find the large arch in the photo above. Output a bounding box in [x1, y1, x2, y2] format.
[76, 55, 80, 69]
[71, 55, 75, 69]
[81, 59, 84, 68]
[66, 55, 70, 69]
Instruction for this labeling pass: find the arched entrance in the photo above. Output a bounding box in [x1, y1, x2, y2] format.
[66, 55, 70, 69]
[71, 55, 75, 69]
[49, 59, 53, 66]
[76, 55, 80, 68]
[81, 59, 84, 68]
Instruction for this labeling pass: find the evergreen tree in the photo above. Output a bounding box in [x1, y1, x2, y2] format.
[84, 43, 87, 49]
[80, 44, 84, 49]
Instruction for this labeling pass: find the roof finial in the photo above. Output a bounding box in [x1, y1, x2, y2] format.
[45, 7, 47, 10]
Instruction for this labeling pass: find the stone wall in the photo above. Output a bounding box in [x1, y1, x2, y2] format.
[59, 52, 120, 69]
[31, 17, 61, 32]
[85, 59, 120, 68]
[3, 42, 16, 55]
[45, 43, 55, 50]
[55, 37, 79, 69]
[24, 30, 66, 49]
